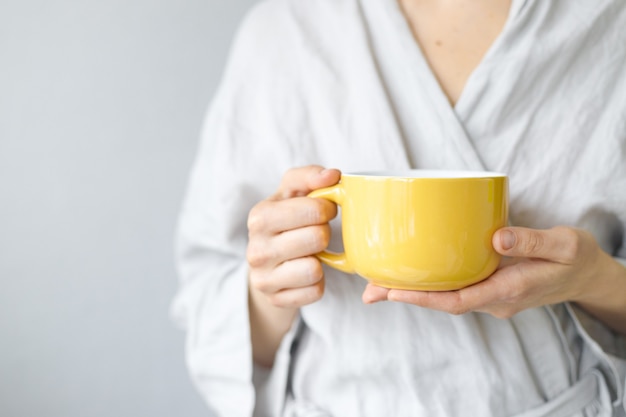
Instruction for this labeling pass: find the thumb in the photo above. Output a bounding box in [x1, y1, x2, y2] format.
[492, 226, 577, 263]
[274, 165, 341, 199]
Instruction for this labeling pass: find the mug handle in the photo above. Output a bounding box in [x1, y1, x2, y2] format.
[307, 184, 355, 274]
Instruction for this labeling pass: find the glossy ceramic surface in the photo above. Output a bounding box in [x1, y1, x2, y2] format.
[308, 170, 508, 291]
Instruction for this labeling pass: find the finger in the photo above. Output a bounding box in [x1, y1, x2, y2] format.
[390, 259, 568, 315]
[247, 224, 332, 269]
[387, 273, 514, 315]
[248, 197, 337, 235]
[251, 256, 324, 294]
[272, 166, 341, 200]
[493, 226, 582, 264]
[438, 272, 520, 313]
[457, 264, 563, 318]
[268, 281, 325, 308]
[387, 289, 471, 315]
[362, 283, 390, 304]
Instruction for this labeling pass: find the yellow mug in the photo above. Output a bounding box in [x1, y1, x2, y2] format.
[308, 170, 508, 291]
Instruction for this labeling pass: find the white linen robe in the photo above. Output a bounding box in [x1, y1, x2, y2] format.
[171, 0, 626, 415]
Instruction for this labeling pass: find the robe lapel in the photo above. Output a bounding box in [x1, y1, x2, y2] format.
[358, 0, 528, 173]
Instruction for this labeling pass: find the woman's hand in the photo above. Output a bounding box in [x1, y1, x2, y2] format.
[248, 166, 340, 307]
[247, 165, 340, 367]
[363, 226, 626, 334]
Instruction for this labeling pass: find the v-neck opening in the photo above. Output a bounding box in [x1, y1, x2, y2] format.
[358, 0, 530, 171]
[386, 0, 524, 115]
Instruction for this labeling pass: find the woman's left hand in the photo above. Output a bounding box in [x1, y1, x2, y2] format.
[362, 226, 619, 321]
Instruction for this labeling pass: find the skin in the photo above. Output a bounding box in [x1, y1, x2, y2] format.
[249, 167, 626, 368]
[247, 0, 626, 367]
[398, 0, 512, 106]
[247, 167, 340, 367]
[362, 226, 626, 336]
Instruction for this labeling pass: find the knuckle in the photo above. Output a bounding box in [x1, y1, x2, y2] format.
[279, 167, 299, 187]
[307, 198, 337, 224]
[553, 226, 581, 262]
[247, 204, 268, 233]
[308, 225, 331, 252]
[249, 273, 271, 293]
[302, 257, 324, 285]
[306, 199, 326, 223]
[308, 280, 325, 302]
[522, 231, 545, 255]
[246, 243, 271, 268]
[278, 167, 307, 198]
[249, 264, 277, 293]
[300, 199, 324, 226]
[448, 299, 469, 316]
[267, 293, 286, 308]
[274, 281, 325, 309]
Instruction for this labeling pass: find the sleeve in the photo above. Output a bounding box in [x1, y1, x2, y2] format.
[565, 303, 626, 416]
[168, 2, 306, 415]
[168, 109, 259, 414]
[568, 143, 626, 414]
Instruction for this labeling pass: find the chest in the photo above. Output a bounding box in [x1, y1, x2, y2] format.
[398, 0, 511, 105]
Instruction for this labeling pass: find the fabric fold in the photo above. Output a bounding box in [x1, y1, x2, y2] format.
[171, 0, 626, 415]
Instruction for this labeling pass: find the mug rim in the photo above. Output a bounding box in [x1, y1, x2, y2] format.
[343, 169, 507, 179]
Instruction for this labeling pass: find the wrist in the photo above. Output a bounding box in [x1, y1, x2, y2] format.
[248, 284, 299, 368]
[573, 252, 626, 335]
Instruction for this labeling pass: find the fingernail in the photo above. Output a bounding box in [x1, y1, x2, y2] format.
[500, 230, 516, 250]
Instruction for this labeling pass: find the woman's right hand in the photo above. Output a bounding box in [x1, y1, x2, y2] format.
[246, 165, 340, 366]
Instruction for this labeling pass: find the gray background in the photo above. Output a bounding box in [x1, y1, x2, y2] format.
[0, 0, 256, 415]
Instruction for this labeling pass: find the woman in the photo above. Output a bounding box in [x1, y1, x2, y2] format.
[172, 0, 626, 415]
